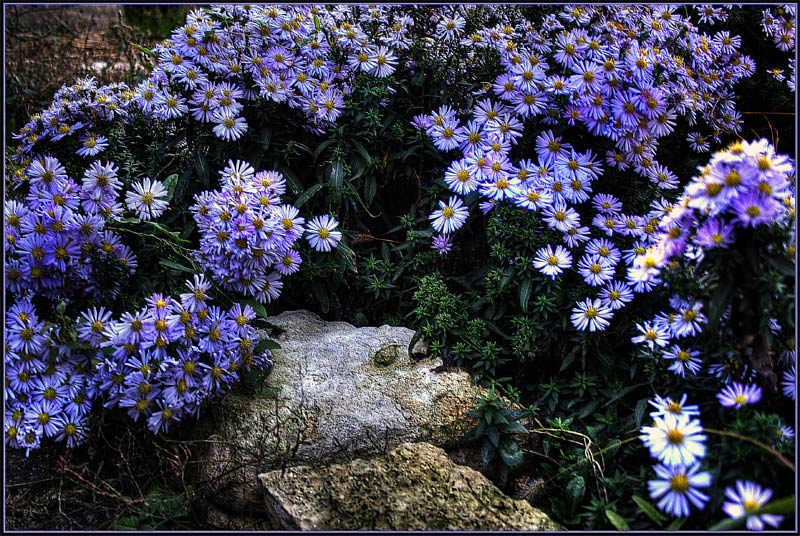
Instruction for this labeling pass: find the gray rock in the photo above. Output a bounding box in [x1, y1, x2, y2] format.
[258, 442, 563, 531]
[191, 310, 481, 513]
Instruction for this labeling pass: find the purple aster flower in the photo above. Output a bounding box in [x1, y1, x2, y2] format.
[694, 218, 735, 249]
[77, 306, 112, 346]
[445, 159, 478, 195]
[147, 399, 182, 434]
[431, 234, 452, 255]
[76, 134, 109, 157]
[592, 193, 622, 214]
[429, 197, 469, 235]
[640, 413, 707, 467]
[598, 280, 633, 311]
[648, 463, 711, 518]
[25, 399, 61, 437]
[577, 254, 616, 287]
[717, 382, 762, 409]
[306, 214, 342, 252]
[274, 249, 302, 275]
[570, 298, 613, 332]
[212, 111, 248, 142]
[632, 321, 671, 350]
[722, 481, 784, 531]
[662, 345, 702, 377]
[731, 192, 779, 227]
[781, 364, 796, 400]
[533, 244, 572, 279]
[648, 393, 701, 419]
[125, 178, 169, 220]
[180, 274, 212, 312]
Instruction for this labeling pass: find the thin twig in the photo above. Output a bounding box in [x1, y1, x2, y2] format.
[6, 477, 60, 488]
[705, 428, 795, 472]
[741, 111, 795, 116]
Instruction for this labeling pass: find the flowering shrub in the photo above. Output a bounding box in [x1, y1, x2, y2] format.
[4, 3, 796, 532]
[761, 5, 796, 92]
[633, 140, 795, 527]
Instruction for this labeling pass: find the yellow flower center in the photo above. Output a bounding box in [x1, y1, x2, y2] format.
[725, 170, 741, 186]
[666, 429, 684, 444]
[669, 474, 689, 493]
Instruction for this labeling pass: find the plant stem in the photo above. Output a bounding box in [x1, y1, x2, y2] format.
[704, 427, 795, 472]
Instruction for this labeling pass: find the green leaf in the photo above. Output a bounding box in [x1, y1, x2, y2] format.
[519, 278, 532, 313]
[195, 152, 210, 186]
[145, 221, 189, 243]
[559, 346, 578, 373]
[407, 331, 424, 359]
[707, 281, 736, 333]
[255, 339, 281, 356]
[162, 174, 179, 202]
[280, 166, 303, 195]
[313, 14, 321, 32]
[632, 495, 666, 526]
[765, 253, 795, 277]
[503, 421, 528, 434]
[294, 183, 323, 208]
[604, 509, 630, 530]
[364, 175, 377, 206]
[259, 126, 272, 150]
[498, 437, 523, 469]
[601, 382, 647, 407]
[337, 242, 358, 273]
[159, 259, 196, 273]
[566, 475, 585, 511]
[354, 312, 368, 327]
[352, 141, 373, 166]
[481, 441, 495, 467]
[666, 518, 686, 530]
[130, 42, 157, 58]
[487, 426, 500, 447]
[329, 159, 344, 203]
[634, 398, 648, 428]
[312, 139, 337, 162]
[241, 299, 268, 321]
[312, 280, 330, 313]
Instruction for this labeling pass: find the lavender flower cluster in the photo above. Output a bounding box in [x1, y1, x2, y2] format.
[5, 155, 139, 303]
[10, 76, 136, 164]
[5, 277, 272, 453]
[761, 5, 796, 92]
[639, 393, 787, 529]
[632, 141, 795, 526]
[94, 278, 272, 435]
[417, 5, 761, 332]
[11, 5, 410, 164]
[629, 139, 796, 399]
[138, 4, 405, 138]
[191, 160, 341, 304]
